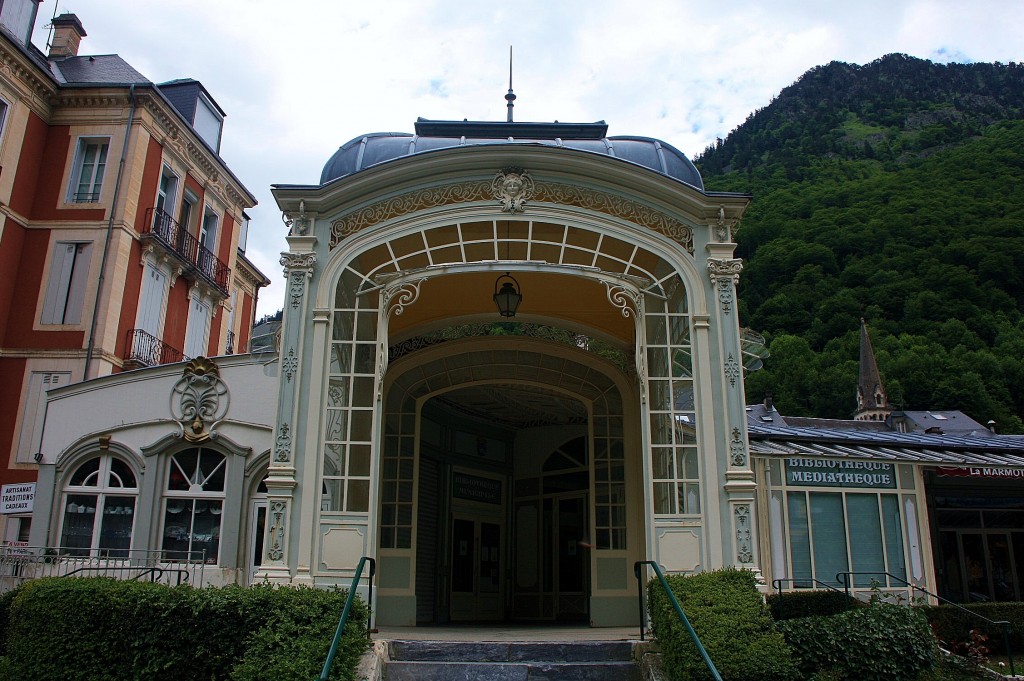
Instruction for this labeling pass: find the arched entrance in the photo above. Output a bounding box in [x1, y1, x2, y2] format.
[382, 340, 629, 625]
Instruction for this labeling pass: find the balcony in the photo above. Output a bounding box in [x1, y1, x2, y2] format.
[141, 208, 231, 295]
[124, 329, 188, 369]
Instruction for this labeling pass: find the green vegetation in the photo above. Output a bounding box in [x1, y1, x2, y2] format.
[648, 568, 798, 680]
[766, 589, 861, 621]
[696, 55, 1024, 430]
[0, 579, 369, 681]
[924, 601, 1024, 655]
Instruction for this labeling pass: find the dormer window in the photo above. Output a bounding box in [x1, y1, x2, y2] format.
[193, 92, 223, 153]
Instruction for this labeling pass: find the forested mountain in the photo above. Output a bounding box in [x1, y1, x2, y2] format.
[695, 54, 1024, 432]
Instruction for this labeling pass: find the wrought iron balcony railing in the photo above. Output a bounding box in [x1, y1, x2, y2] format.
[141, 208, 231, 294]
[124, 328, 188, 368]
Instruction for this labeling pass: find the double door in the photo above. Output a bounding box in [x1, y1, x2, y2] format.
[449, 515, 503, 620]
[939, 530, 1022, 602]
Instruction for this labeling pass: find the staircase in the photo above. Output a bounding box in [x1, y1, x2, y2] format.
[383, 639, 642, 680]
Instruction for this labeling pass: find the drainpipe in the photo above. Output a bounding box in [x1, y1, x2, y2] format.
[83, 83, 136, 381]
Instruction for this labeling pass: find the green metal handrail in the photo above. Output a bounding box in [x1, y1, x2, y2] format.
[318, 556, 376, 681]
[634, 560, 723, 681]
[836, 570, 1015, 677]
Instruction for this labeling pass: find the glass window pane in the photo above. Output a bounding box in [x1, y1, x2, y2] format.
[649, 412, 673, 445]
[652, 448, 673, 479]
[61, 493, 98, 555]
[882, 495, 906, 582]
[847, 494, 885, 586]
[162, 499, 193, 558]
[330, 344, 352, 374]
[679, 483, 701, 514]
[668, 315, 690, 346]
[354, 343, 376, 374]
[349, 445, 371, 476]
[199, 451, 226, 491]
[647, 347, 669, 377]
[108, 458, 137, 488]
[98, 496, 135, 557]
[347, 480, 369, 512]
[169, 451, 197, 491]
[326, 378, 349, 408]
[810, 492, 849, 587]
[788, 493, 812, 587]
[352, 376, 374, 407]
[191, 501, 221, 563]
[350, 410, 373, 441]
[654, 482, 674, 514]
[69, 458, 100, 486]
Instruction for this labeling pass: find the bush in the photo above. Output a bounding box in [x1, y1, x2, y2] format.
[648, 567, 799, 681]
[0, 587, 18, 656]
[3, 578, 368, 681]
[766, 589, 861, 621]
[777, 603, 936, 681]
[924, 601, 1024, 655]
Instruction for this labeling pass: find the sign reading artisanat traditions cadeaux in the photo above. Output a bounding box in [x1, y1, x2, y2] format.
[785, 458, 896, 489]
[1, 483, 35, 514]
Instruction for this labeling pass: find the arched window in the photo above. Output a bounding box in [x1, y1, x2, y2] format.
[161, 447, 226, 563]
[60, 455, 138, 557]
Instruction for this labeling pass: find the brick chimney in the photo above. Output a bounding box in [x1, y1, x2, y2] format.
[48, 13, 87, 59]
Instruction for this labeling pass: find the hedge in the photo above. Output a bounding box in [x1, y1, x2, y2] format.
[924, 601, 1024, 655]
[648, 567, 799, 681]
[2, 578, 369, 681]
[766, 589, 862, 621]
[777, 603, 936, 681]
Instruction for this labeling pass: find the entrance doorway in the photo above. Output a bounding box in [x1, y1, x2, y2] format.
[248, 499, 267, 584]
[450, 515, 503, 620]
[938, 530, 1022, 602]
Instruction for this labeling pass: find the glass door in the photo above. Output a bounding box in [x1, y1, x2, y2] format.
[248, 500, 267, 584]
[449, 515, 503, 621]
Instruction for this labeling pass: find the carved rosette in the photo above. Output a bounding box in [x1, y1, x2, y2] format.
[729, 426, 747, 467]
[724, 354, 741, 387]
[267, 500, 287, 561]
[734, 504, 754, 564]
[274, 423, 292, 463]
[492, 166, 535, 213]
[170, 357, 229, 442]
[280, 252, 317, 310]
[707, 258, 743, 315]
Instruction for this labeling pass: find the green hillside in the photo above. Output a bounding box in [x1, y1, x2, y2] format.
[696, 54, 1024, 432]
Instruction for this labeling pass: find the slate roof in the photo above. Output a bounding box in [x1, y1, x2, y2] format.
[49, 54, 149, 85]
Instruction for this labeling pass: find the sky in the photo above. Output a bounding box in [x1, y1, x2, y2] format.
[32, 1, 1024, 317]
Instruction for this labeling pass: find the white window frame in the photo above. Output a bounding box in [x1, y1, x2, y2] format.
[40, 241, 92, 325]
[199, 205, 219, 253]
[179, 189, 198, 234]
[184, 288, 212, 359]
[0, 96, 9, 144]
[193, 92, 223, 153]
[67, 136, 110, 203]
[136, 261, 170, 340]
[58, 455, 139, 557]
[155, 166, 179, 219]
[161, 447, 226, 564]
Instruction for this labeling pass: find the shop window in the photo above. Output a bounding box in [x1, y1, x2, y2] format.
[161, 448, 225, 563]
[59, 455, 138, 557]
[41, 242, 91, 325]
[68, 137, 109, 203]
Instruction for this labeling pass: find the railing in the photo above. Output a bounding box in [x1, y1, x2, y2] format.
[836, 571, 1015, 677]
[319, 556, 375, 681]
[142, 208, 230, 294]
[0, 545, 206, 594]
[124, 328, 188, 368]
[72, 191, 101, 203]
[771, 577, 847, 594]
[634, 561, 722, 681]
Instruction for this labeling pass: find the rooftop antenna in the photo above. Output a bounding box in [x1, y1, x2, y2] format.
[505, 45, 516, 123]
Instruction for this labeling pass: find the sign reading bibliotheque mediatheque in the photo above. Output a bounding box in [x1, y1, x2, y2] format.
[785, 458, 896, 489]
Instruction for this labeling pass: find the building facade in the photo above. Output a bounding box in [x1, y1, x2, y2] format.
[0, 4, 267, 544]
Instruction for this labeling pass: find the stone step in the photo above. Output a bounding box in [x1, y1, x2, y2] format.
[388, 640, 635, 663]
[384, 660, 641, 681]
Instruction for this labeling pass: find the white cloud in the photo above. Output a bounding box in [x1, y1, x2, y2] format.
[39, 0, 1024, 316]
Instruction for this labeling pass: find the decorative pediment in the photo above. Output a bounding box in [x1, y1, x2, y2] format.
[170, 357, 229, 442]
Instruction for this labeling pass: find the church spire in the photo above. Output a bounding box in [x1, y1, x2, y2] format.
[855, 318, 889, 421]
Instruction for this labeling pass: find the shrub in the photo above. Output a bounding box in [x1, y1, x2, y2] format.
[0, 586, 18, 656]
[766, 589, 861, 621]
[648, 567, 799, 681]
[924, 601, 1024, 655]
[3, 578, 368, 681]
[777, 602, 936, 681]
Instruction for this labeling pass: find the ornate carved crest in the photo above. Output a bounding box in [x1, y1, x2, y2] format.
[729, 426, 747, 467]
[170, 357, 229, 442]
[492, 166, 535, 213]
[735, 504, 753, 564]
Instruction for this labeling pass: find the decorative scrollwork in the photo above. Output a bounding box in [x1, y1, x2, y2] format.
[383, 281, 424, 319]
[282, 348, 298, 383]
[170, 357, 229, 442]
[492, 166, 535, 213]
[267, 501, 287, 561]
[730, 426, 747, 467]
[603, 282, 641, 318]
[735, 504, 753, 564]
[274, 423, 292, 462]
[708, 258, 743, 315]
[281, 252, 317, 310]
[724, 354, 741, 388]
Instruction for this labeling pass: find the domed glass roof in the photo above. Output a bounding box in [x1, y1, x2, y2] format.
[319, 119, 704, 191]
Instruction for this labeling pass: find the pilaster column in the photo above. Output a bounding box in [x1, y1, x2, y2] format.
[257, 245, 316, 582]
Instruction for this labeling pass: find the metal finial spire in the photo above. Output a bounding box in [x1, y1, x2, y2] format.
[505, 45, 516, 123]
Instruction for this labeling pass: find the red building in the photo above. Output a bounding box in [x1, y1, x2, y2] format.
[0, 3, 268, 543]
